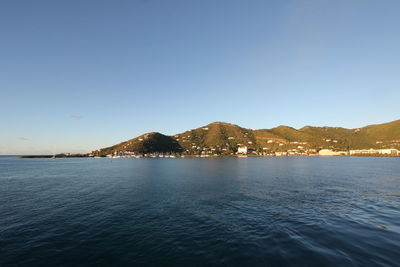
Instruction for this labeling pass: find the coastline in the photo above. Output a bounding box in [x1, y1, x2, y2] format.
[20, 154, 400, 159]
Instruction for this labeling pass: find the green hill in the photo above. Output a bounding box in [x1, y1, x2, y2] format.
[173, 122, 256, 155]
[95, 132, 182, 156]
[92, 119, 400, 156]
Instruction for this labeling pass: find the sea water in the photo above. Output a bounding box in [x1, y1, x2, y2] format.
[1, 156, 399, 266]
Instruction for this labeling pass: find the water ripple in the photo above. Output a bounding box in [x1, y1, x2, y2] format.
[0, 157, 399, 266]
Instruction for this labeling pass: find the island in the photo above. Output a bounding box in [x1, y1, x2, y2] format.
[21, 120, 400, 158]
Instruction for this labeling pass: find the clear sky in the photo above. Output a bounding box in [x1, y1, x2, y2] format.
[1, 0, 399, 154]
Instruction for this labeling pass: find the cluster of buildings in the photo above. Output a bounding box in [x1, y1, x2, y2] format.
[90, 144, 400, 159]
[349, 148, 399, 155]
[236, 146, 400, 157]
[105, 151, 180, 158]
[236, 146, 308, 157]
[318, 148, 400, 156]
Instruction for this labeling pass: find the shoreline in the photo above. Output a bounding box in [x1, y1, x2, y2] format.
[20, 154, 400, 159]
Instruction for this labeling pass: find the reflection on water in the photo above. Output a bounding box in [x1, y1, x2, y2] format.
[0, 156, 399, 266]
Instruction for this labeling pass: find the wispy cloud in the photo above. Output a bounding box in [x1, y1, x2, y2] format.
[71, 114, 82, 119]
[17, 137, 30, 141]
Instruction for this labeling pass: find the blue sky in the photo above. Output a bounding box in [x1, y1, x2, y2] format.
[1, 0, 399, 154]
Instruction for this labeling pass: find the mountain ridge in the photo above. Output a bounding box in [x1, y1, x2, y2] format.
[93, 119, 400, 156]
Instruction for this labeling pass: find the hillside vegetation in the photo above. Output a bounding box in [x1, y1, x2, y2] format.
[96, 132, 182, 156]
[93, 120, 400, 156]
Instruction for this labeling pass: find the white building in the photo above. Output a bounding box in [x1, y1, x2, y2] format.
[378, 149, 399, 155]
[350, 148, 399, 155]
[318, 149, 347, 156]
[237, 146, 248, 154]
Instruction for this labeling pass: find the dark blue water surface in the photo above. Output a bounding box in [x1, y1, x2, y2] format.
[1, 156, 400, 266]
